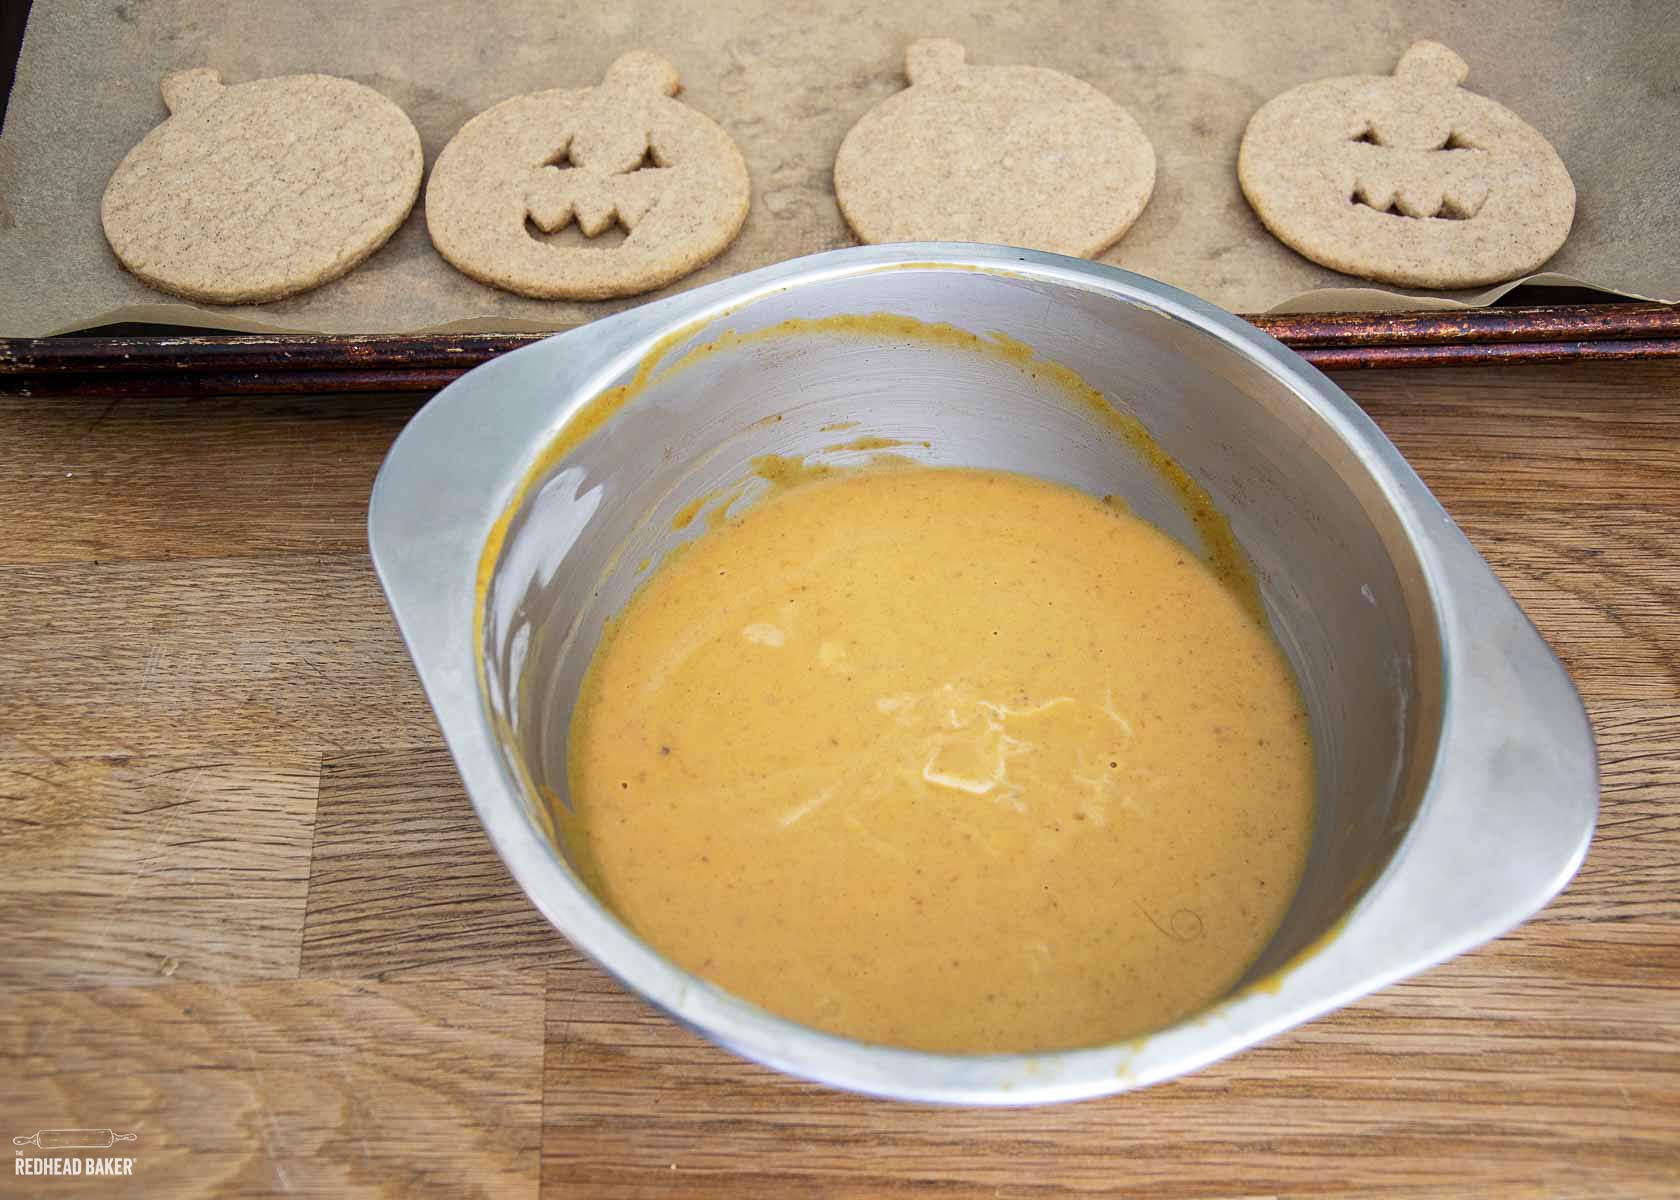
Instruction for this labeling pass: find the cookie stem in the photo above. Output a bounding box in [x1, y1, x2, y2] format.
[160, 68, 224, 114]
[906, 39, 967, 86]
[1393, 41, 1469, 89]
[602, 51, 680, 97]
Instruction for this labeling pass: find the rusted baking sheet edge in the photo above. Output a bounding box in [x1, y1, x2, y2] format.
[1, 303, 1676, 396]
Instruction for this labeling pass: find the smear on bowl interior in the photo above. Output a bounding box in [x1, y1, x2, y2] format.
[564, 465, 1314, 1054]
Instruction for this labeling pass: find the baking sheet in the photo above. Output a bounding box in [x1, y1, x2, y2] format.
[0, 0, 1675, 337]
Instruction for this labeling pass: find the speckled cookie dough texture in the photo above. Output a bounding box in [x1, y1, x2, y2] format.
[1238, 41, 1575, 289]
[833, 39, 1156, 257]
[101, 69, 422, 304]
[425, 51, 751, 301]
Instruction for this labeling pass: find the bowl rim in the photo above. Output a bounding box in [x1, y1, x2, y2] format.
[369, 243, 1597, 1104]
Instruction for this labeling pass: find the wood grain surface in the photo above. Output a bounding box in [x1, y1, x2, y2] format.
[0, 363, 1676, 1198]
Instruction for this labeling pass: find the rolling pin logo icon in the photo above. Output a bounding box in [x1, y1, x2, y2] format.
[14, 1129, 137, 1151]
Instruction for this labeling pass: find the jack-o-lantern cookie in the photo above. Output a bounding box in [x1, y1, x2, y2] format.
[833, 39, 1155, 257]
[1238, 41, 1575, 289]
[102, 69, 422, 304]
[426, 51, 750, 301]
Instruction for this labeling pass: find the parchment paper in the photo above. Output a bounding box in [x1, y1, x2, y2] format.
[1, 0, 1675, 336]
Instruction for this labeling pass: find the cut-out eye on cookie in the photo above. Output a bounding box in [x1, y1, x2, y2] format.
[1349, 127, 1477, 150]
[541, 144, 667, 174]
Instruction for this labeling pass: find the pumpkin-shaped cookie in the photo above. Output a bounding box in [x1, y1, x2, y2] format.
[834, 39, 1155, 257]
[101, 69, 422, 304]
[426, 51, 750, 301]
[1238, 41, 1575, 288]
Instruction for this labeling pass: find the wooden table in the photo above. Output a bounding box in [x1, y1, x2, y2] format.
[2, 362, 1676, 1198]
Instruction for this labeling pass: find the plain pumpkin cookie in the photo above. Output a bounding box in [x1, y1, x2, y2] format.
[833, 39, 1155, 257]
[425, 51, 750, 301]
[1238, 41, 1575, 289]
[101, 69, 422, 304]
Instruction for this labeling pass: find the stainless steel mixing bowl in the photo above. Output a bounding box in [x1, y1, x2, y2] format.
[369, 244, 1596, 1104]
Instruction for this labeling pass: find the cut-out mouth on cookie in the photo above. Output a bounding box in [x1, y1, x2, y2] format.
[1349, 191, 1485, 221]
[525, 216, 632, 248]
[1350, 177, 1488, 221]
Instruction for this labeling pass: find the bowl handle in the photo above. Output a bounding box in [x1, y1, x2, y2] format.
[1342, 518, 1599, 975]
[1122, 512, 1597, 1091]
[368, 298, 693, 695]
